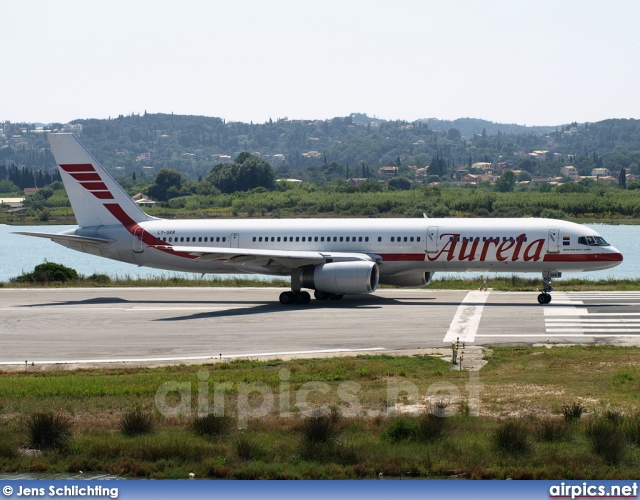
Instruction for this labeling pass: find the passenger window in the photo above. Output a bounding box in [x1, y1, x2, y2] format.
[296, 237, 300, 242]
[315, 237, 318, 242]
[253, 237, 256, 242]
[346, 237, 350, 242]
[339, 237, 343, 242]
[366, 237, 370, 242]
[416, 237, 420, 242]
[359, 237, 363, 242]
[180, 237, 184, 242]
[333, 237, 337, 242]
[222, 237, 226, 242]
[199, 237, 202, 242]
[404, 237, 408, 242]
[391, 237, 395, 242]
[410, 237, 414, 242]
[302, 237, 306, 242]
[377, 237, 381, 242]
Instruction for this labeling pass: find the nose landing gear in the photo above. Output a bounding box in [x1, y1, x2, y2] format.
[537, 271, 555, 304]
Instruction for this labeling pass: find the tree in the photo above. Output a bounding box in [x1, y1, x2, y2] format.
[206, 153, 275, 194]
[388, 177, 411, 191]
[447, 128, 461, 141]
[619, 167, 627, 189]
[494, 170, 516, 192]
[147, 168, 182, 201]
[517, 170, 532, 182]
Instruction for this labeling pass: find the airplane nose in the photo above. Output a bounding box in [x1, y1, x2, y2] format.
[608, 247, 623, 262]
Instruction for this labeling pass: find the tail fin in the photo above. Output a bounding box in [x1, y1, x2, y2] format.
[48, 133, 154, 228]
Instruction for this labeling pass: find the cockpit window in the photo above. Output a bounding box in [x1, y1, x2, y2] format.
[578, 236, 609, 246]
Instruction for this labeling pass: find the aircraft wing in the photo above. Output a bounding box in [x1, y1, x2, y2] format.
[164, 245, 374, 269]
[14, 231, 114, 245]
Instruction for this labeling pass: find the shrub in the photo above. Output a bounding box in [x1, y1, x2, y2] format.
[562, 402, 584, 422]
[585, 417, 626, 465]
[535, 418, 573, 442]
[234, 434, 264, 460]
[300, 409, 341, 444]
[418, 413, 447, 442]
[25, 412, 72, 450]
[15, 262, 79, 284]
[120, 408, 155, 437]
[383, 418, 419, 443]
[87, 273, 111, 284]
[190, 414, 233, 437]
[493, 419, 530, 455]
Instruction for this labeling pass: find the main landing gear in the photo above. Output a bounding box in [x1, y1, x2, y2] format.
[278, 290, 344, 305]
[537, 271, 554, 305]
[279, 291, 311, 305]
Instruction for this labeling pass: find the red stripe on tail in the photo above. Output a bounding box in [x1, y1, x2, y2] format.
[60, 164, 96, 173]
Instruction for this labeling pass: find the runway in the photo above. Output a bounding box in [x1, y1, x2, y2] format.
[2, 287, 640, 367]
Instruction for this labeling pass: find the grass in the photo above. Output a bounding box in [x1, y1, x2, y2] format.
[25, 411, 72, 450]
[4, 270, 640, 291]
[119, 408, 155, 437]
[2, 348, 640, 478]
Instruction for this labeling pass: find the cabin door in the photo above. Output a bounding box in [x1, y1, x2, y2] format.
[427, 226, 439, 254]
[133, 227, 145, 253]
[547, 228, 560, 253]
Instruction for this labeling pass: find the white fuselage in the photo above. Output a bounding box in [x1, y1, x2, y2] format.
[60, 216, 623, 277]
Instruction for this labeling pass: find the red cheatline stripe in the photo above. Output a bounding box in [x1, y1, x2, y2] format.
[104, 203, 137, 228]
[70, 172, 101, 181]
[60, 164, 95, 173]
[544, 253, 623, 262]
[103, 204, 194, 258]
[80, 181, 109, 191]
[379, 253, 426, 262]
[91, 191, 115, 200]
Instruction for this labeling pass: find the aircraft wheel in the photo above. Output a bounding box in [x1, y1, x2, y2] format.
[279, 291, 295, 305]
[295, 291, 311, 305]
[314, 290, 329, 301]
[537, 293, 551, 304]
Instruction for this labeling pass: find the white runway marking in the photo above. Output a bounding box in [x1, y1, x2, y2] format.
[0, 347, 386, 366]
[477, 334, 640, 338]
[443, 290, 490, 343]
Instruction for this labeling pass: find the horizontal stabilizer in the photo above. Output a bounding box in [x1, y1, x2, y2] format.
[14, 231, 114, 245]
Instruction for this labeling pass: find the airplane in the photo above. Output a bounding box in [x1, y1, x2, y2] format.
[16, 133, 623, 305]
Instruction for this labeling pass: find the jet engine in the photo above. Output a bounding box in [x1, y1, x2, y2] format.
[299, 261, 379, 295]
[378, 272, 434, 287]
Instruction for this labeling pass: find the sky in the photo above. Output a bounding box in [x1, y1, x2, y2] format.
[2, 0, 639, 126]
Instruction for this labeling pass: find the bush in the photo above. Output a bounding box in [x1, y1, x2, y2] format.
[562, 402, 584, 422]
[190, 414, 233, 437]
[585, 417, 627, 465]
[15, 262, 79, 283]
[234, 434, 264, 460]
[383, 418, 419, 443]
[299, 409, 341, 444]
[418, 413, 447, 442]
[25, 412, 72, 450]
[120, 408, 155, 437]
[535, 418, 573, 442]
[87, 273, 111, 284]
[493, 419, 530, 455]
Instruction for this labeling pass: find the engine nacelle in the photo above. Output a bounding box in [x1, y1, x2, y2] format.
[299, 261, 379, 295]
[378, 272, 434, 287]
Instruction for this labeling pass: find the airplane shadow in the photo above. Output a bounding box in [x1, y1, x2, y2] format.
[20, 294, 627, 323]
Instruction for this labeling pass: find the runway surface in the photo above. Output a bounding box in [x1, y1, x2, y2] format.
[2, 287, 640, 366]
